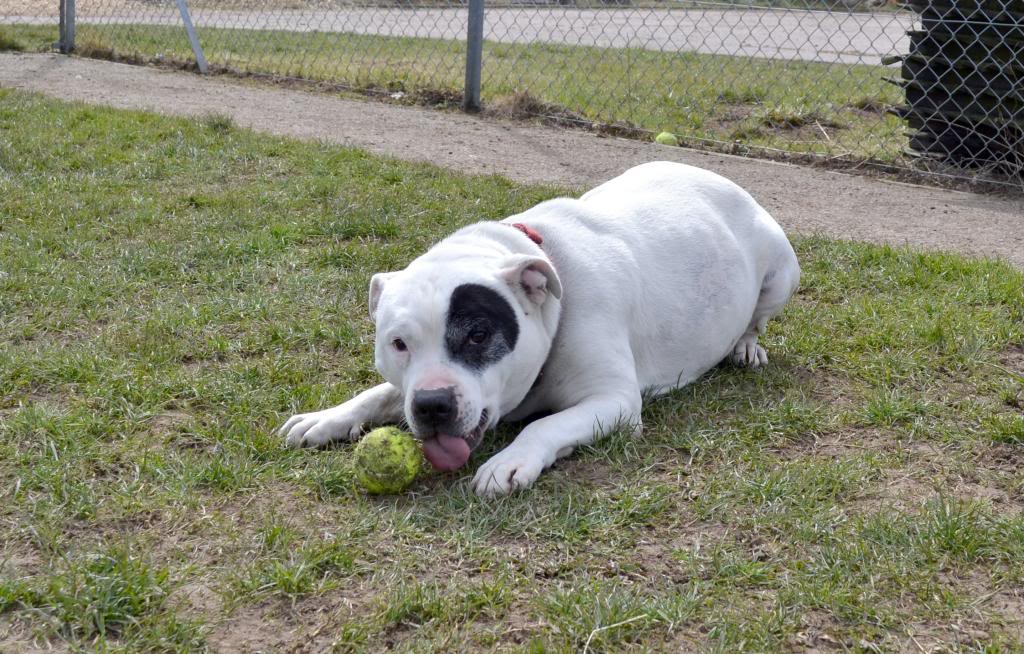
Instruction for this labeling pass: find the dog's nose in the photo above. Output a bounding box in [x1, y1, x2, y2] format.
[412, 388, 456, 428]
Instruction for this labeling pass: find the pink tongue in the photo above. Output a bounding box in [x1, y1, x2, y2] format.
[421, 434, 471, 471]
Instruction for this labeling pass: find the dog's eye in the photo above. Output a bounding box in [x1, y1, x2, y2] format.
[392, 338, 408, 352]
[468, 329, 489, 345]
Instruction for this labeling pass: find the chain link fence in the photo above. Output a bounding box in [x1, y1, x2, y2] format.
[2, 0, 1022, 185]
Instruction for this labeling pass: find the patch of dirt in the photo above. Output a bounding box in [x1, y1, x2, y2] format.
[858, 441, 1024, 517]
[987, 588, 1024, 639]
[786, 609, 853, 652]
[207, 603, 298, 654]
[944, 447, 1024, 515]
[0, 545, 43, 580]
[778, 420, 1024, 519]
[936, 571, 1024, 642]
[781, 425, 890, 458]
[845, 99, 890, 116]
[223, 563, 540, 652]
[744, 110, 847, 149]
[802, 368, 861, 407]
[145, 404, 222, 453]
[485, 89, 586, 126]
[815, 430, 883, 458]
[148, 486, 376, 652]
[170, 581, 222, 617]
[543, 457, 616, 490]
[210, 482, 322, 534]
[0, 390, 69, 417]
[775, 122, 844, 145]
[0, 618, 71, 654]
[872, 472, 940, 512]
[983, 443, 1024, 473]
[1000, 343, 1024, 376]
[485, 89, 646, 139]
[715, 103, 758, 126]
[832, 596, 1017, 653]
[628, 520, 735, 586]
[148, 409, 195, 438]
[0, 547, 65, 652]
[777, 392, 940, 455]
[480, 612, 552, 648]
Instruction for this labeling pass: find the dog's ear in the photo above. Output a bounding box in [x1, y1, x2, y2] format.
[369, 272, 396, 320]
[499, 255, 562, 307]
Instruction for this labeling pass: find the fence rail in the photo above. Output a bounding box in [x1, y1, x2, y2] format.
[3, 0, 1022, 186]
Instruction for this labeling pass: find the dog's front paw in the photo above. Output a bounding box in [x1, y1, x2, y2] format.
[279, 407, 364, 448]
[471, 446, 546, 497]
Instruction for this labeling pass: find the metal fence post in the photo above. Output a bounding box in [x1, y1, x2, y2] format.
[463, 0, 484, 113]
[58, 0, 75, 53]
[174, 0, 209, 74]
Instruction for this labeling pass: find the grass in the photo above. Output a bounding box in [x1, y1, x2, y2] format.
[0, 27, 26, 52]
[1, 22, 904, 163]
[2, 89, 1024, 651]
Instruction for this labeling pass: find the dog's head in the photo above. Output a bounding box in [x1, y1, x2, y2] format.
[368, 230, 561, 472]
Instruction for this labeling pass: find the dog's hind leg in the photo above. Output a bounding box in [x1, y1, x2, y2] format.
[731, 257, 799, 369]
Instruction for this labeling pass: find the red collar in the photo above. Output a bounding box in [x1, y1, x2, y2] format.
[510, 222, 543, 246]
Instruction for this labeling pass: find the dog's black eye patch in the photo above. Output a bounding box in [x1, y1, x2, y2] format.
[446, 284, 518, 372]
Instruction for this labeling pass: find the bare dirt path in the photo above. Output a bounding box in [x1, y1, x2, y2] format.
[2, 52, 1022, 267]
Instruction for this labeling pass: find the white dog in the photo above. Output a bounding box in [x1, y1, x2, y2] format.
[280, 161, 799, 496]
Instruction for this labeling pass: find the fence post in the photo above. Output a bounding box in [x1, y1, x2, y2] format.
[174, 0, 209, 74]
[463, 0, 484, 113]
[58, 0, 75, 53]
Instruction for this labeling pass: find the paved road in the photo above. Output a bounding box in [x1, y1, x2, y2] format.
[3, 53, 1020, 267]
[7, 7, 915, 65]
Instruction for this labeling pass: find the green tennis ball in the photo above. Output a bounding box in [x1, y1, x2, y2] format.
[655, 131, 679, 146]
[353, 426, 422, 495]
